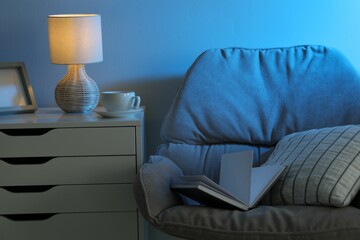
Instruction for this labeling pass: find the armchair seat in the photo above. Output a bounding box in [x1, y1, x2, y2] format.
[135, 155, 360, 239]
[158, 205, 360, 240]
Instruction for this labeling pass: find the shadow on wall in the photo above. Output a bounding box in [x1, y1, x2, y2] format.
[105, 76, 183, 158]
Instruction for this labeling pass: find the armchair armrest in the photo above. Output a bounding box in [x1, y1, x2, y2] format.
[133, 155, 184, 227]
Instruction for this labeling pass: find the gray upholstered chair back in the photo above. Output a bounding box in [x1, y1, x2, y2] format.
[157, 45, 360, 182]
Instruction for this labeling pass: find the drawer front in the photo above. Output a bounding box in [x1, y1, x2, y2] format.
[0, 127, 135, 158]
[0, 156, 136, 186]
[0, 212, 138, 240]
[0, 184, 135, 214]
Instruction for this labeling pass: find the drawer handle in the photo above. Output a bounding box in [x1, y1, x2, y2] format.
[1, 128, 53, 136]
[4, 213, 56, 221]
[3, 185, 56, 193]
[2, 157, 53, 165]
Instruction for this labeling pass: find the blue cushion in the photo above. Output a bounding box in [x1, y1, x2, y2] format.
[161, 45, 360, 146]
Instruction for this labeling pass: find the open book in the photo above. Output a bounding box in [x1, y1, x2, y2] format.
[171, 150, 285, 210]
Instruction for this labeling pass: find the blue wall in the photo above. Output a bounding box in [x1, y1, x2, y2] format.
[1, 1, 360, 239]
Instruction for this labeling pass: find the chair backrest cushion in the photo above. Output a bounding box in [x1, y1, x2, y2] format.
[161, 45, 360, 147]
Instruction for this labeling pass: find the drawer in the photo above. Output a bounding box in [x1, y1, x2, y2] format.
[0, 184, 136, 214]
[0, 212, 137, 240]
[0, 127, 135, 158]
[0, 156, 136, 186]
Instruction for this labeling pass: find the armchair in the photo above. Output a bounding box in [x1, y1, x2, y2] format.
[134, 45, 360, 240]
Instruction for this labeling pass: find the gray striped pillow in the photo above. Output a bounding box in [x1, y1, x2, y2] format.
[264, 125, 360, 207]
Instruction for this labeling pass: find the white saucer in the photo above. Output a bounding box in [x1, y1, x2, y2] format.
[94, 107, 143, 118]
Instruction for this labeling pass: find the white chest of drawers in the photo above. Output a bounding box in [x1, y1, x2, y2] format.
[0, 108, 145, 240]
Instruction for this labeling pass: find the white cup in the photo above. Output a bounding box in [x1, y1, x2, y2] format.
[101, 91, 141, 112]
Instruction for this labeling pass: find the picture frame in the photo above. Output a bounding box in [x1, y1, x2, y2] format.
[0, 62, 37, 114]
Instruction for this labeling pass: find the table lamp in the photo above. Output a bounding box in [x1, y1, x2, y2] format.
[48, 14, 103, 113]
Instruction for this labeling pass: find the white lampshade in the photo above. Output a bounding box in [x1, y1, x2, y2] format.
[48, 14, 103, 64]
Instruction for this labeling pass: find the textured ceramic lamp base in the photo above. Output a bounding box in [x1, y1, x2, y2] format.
[55, 65, 99, 113]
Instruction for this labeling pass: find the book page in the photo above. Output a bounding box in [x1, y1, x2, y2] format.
[249, 165, 285, 207]
[171, 175, 249, 210]
[219, 150, 253, 206]
[173, 175, 240, 201]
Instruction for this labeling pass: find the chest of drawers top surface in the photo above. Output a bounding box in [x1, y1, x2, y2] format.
[0, 107, 144, 129]
[0, 107, 144, 158]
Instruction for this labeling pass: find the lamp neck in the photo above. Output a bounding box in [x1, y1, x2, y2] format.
[65, 64, 91, 81]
